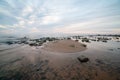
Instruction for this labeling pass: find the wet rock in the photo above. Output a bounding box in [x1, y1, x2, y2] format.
[81, 44, 87, 47]
[29, 43, 37, 46]
[77, 56, 89, 63]
[102, 40, 107, 43]
[97, 37, 109, 42]
[82, 38, 90, 43]
[67, 37, 71, 40]
[75, 40, 79, 42]
[29, 42, 42, 46]
[36, 68, 40, 71]
[118, 48, 120, 49]
[91, 39, 96, 41]
[6, 41, 14, 45]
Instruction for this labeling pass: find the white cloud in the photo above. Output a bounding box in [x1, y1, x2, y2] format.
[28, 20, 35, 24]
[0, 29, 17, 35]
[22, 6, 33, 16]
[0, 25, 7, 28]
[53, 17, 120, 34]
[41, 15, 60, 24]
[0, 25, 15, 29]
[30, 27, 39, 33]
[19, 20, 25, 26]
[13, 18, 26, 28]
[1, 0, 120, 36]
[29, 15, 37, 20]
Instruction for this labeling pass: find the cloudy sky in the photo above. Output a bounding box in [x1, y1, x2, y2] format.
[0, 0, 120, 37]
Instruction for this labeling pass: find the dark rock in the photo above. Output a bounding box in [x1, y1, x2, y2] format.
[118, 48, 120, 49]
[82, 44, 87, 47]
[36, 68, 39, 71]
[91, 39, 96, 41]
[102, 40, 107, 43]
[29, 43, 37, 46]
[75, 40, 79, 42]
[77, 56, 89, 63]
[82, 38, 90, 43]
[6, 41, 13, 45]
[67, 37, 71, 40]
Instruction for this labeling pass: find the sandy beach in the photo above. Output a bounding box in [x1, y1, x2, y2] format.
[42, 40, 86, 53]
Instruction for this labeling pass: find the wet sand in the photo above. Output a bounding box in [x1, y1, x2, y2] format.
[0, 40, 120, 80]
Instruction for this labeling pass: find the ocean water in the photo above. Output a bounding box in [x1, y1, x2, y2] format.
[0, 37, 20, 50]
[0, 37, 17, 44]
[78, 38, 120, 69]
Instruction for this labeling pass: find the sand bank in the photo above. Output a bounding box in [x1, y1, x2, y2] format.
[42, 40, 87, 53]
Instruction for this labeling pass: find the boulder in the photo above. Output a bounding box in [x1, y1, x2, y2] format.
[77, 56, 89, 63]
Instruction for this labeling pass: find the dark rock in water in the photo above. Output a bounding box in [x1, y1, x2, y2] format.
[6, 41, 14, 45]
[29, 43, 37, 46]
[82, 38, 90, 43]
[67, 37, 71, 40]
[29, 42, 42, 46]
[77, 56, 89, 63]
[118, 48, 120, 49]
[102, 40, 107, 43]
[91, 39, 96, 41]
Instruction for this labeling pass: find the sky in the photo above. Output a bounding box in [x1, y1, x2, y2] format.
[0, 0, 120, 37]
